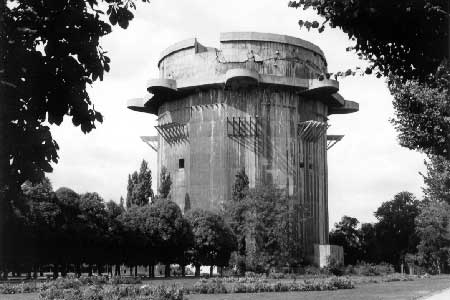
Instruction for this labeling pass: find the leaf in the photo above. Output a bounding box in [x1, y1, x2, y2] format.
[109, 11, 118, 25]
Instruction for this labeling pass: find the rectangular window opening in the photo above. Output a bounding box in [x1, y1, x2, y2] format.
[179, 158, 185, 169]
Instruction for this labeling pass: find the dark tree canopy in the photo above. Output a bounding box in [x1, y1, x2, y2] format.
[55, 187, 80, 207]
[374, 192, 420, 265]
[329, 216, 362, 265]
[421, 155, 450, 203]
[186, 209, 237, 274]
[0, 1, 150, 263]
[289, 1, 449, 158]
[390, 65, 450, 158]
[0, 0, 150, 207]
[289, 0, 448, 82]
[415, 200, 450, 274]
[22, 177, 53, 200]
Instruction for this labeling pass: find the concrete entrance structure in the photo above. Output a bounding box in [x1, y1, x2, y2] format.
[127, 32, 358, 263]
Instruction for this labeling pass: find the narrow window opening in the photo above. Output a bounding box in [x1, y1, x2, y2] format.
[179, 158, 185, 169]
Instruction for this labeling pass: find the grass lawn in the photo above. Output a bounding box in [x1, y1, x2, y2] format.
[2, 275, 450, 300]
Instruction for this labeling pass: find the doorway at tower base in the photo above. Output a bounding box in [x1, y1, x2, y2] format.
[313, 244, 344, 268]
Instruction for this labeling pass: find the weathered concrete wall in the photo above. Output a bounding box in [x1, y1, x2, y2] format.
[129, 32, 358, 262]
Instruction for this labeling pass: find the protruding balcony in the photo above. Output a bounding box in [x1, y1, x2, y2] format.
[225, 68, 260, 89]
[146, 78, 177, 95]
[127, 98, 151, 113]
[329, 99, 359, 115]
[301, 79, 339, 97]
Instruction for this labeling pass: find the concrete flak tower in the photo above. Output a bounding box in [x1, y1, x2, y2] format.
[128, 32, 358, 263]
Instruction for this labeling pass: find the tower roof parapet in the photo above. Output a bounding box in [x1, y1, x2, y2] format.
[128, 32, 358, 116]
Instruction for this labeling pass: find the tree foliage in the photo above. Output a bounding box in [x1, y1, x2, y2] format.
[126, 160, 154, 207]
[390, 65, 450, 158]
[186, 209, 237, 275]
[329, 216, 362, 265]
[374, 192, 420, 265]
[232, 168, 249, 202]
[225, 180, 301, 272]
[421, 156, 450, 203]
[330, 192, 420, 267]
[245, 186, 301, 271]
[226, 168, 249, 254]
[415, 200, 450, 274]
[0, 0, 150, 194]
[288, 0, 448, 82]
[158, 166, 172, 199]
[289, 1, 449, 157]
[414, 155, 450, 273]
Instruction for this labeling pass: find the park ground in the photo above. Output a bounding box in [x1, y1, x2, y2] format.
[2, 275, 450, 300]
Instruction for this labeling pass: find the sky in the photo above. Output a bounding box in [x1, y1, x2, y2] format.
[48, 0, 427, 228]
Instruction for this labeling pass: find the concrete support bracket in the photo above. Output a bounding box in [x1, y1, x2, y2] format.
[141, 136, 159, 152]
[298, 120, 329, 142]
[326, 135, 344, 150]
[155, 122, 189, 145]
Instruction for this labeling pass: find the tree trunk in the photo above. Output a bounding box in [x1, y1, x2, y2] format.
[52, 265, 58, 279]
[195, 264, 200, 277]
[219, 266, 223, 277]
[88, 265, 93, 277]
[98, 265, 102, 276]
[129, 266, 132, 276]
[33, 266, 37, 279]
[181, 264, 185, 277]
[61, 264, 67, 277]
[74, 264, 79, 277]
[164, 264, 170, 278]
[209, 266, 213, 277]
[134, 265, 137, 277]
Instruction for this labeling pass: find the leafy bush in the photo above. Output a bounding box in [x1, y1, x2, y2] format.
[189, 276, 354, 294]
[325, 256, 345, 276]
[350, 273, 417, 284]
[0, 282, 39, 294]
[267, 272, 297, 279]
[78, 275, 109, 285]
[304, 265, 330, 276]
[192, 278, 227, 294]
[348, 262, 395, 276]
[40, 283, 184, 300]
[41, 277, 83, 290]
[108, 276, 142, 285]
[383, 273, 415, 282]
